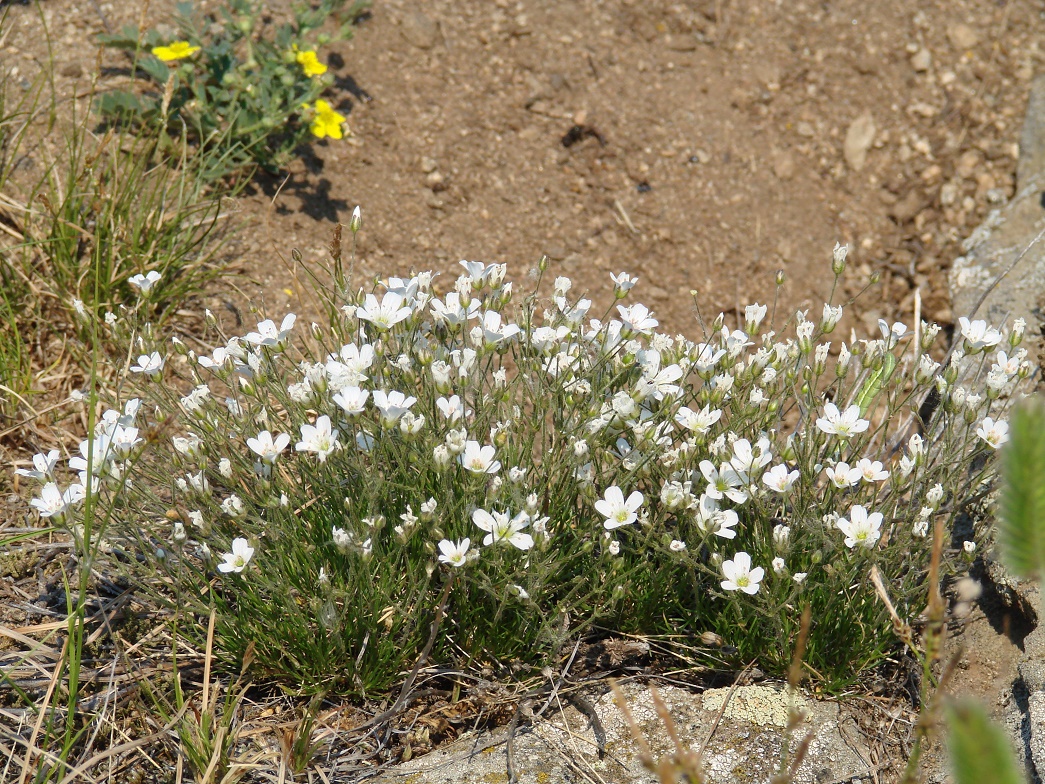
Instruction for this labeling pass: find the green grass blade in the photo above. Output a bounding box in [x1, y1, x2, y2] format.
[998, 396, 1045, 579]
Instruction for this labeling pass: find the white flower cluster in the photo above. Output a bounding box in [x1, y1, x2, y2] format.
[23, 257, 1029, 628]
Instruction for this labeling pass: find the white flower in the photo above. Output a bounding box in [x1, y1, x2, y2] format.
[220, 495, 245, 517]
[472, 509, 534, 550]
[963, 540, 976, 554]
[608, 540, 621, 556]
[399, 411, 425, 436]
[772, 524, 791, 549]
[357, 292, 412, 330]
[912, 519, 929, 538]
[729, 437, 772, 482]
[246, 314, 296, 347]
[692, 342, 726, 374]
[31, 482, 86, 519]
[836, 505, 883, 549]
[372, 389, 417, 426]
[479, 310, 522, 346]
[332, 386, 369, 416]
[436, 395, 466, 422]
[15, 450, 61, 481]
[431, 292, 480, 328]
[793, 572, 807, 584]
[130, 352, 164, 375]
[128, 270, 161, 294]
[246, 430, 291, 463]
[295, 415, 339, 461]
[616, 303, 658, 335]
[745, 303, 768, 331]
[958, 317, 1002, 352]
[821, 303, 842, 331]
[460, 441, 500, 474]
[855, 458, 889, 482]
[611, 271, 638, 294]
[700, 460, 749, 504]
[675, 405, 721, 436]
[815, 402, 869, 438]
[975, 417, 1009, 449]
[825, 461, 861, 489]
[720, 552, 764, 595]
[218, 538, 254, 573]
[669, 539, 687, 552]
[763, 464, 799, 494]
[438, 537, 472, 567]
[595, 486, 644, 530]
[772, 557, 786, 575]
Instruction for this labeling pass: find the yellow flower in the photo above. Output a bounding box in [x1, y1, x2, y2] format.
[151, 41, 201, 63]
[295, 49, 327, 77]
[308, 99, 346, 140]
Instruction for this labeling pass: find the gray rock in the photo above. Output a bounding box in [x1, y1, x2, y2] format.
[949, 75, 1045, 367]
[374, 681, 879, 784]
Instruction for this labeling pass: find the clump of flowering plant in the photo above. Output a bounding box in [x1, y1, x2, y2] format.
[23, 232, 1033, 694]
[96, 0, 367, 181]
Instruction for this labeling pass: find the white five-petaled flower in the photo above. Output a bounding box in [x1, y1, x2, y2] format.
[720, 551, 764, 595]
[762, 464, 799, 494]
[616, 303, 658, 335]
[295, 415, 339, 461]
[15, 450, 61, 481]
[479, 310, 522, 346]
[975, 416, 1009, 449]
[217, 537, 254, 573]
[357, 291, 412, 330]
[460, 441, 501, 474]
[31, 482, 86, 519]
[700, 460, 749, 504]
[372, 390, 417, 426]
[675, 405, 722, 435]
[836, 505, 883, 549]
[855, 458, 889, 482]
[245, 314, 296, 347]
[611, 271, 638, 294]
[246, 430, 290, 463]
[128, 270, 161, 294]
[332, 386, 369, 416]
[437, 537, 472, 567]
[729, 437, 772, 482]
[825, 461, 861, 488]
[595, 486, 644, 530]
[958, 316, 1002, 352]
[430, 292, 480, 327]
[815, 402, 869, 438]
[460, 260, 493, 288]
[472, 508, 534, 550]
[130, 352, 164, 375]
[436, 394, 466, 422]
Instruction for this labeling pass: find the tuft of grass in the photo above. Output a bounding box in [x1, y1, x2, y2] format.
[0, 51, 238, 448]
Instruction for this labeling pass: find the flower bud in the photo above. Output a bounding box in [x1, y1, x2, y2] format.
[775, 269, 785, 286]
[832, 242, 848, 275]
[349, 205, 362, 233]
[1010, 317, 1026, 347]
